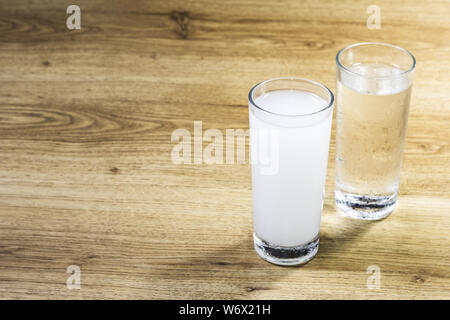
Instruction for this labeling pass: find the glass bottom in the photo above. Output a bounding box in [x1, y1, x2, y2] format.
[253, 233, 319, 266]
[335, 189, 397, 220]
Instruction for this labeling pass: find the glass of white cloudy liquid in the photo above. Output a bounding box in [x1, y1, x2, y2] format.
[335, 43, 416, 220]
[248, 78, 334, 266]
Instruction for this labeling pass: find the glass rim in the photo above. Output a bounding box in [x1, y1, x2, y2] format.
[248, 77, 334, 118]
[336, 42, 416, 79]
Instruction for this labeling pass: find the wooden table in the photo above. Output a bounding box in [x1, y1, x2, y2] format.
[0, 0, 449, 299]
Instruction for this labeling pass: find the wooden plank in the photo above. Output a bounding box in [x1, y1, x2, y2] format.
[0, 0, 449, 299]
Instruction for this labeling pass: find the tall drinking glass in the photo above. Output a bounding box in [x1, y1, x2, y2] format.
[248, 78, 334, 266]
[335, 43, 416, 220]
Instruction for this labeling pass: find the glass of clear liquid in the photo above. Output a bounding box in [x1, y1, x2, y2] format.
[335, 43, 416, 220]
[248, 78, 334, 265]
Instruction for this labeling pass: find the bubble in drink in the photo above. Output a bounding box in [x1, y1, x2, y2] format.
[335, 62, 413, 219]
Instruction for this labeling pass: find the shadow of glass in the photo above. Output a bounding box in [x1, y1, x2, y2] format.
[151, 233, 298, 298]
[315, 213, 376, 263]
[151, 213, 376, 298]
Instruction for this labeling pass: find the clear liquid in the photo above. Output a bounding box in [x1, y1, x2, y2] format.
[335, 63, 412, 197]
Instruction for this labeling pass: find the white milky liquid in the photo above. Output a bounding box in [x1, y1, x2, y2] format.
[250, 90, 333, 246]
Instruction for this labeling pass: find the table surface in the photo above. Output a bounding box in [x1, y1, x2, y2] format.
[0, 0, 449, 299]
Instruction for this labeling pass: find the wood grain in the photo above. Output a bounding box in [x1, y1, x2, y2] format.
[0, 0, 449, 299]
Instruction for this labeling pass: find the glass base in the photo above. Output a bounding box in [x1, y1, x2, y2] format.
[335, 189, 397, 220]
[253, 233, 319, 266]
